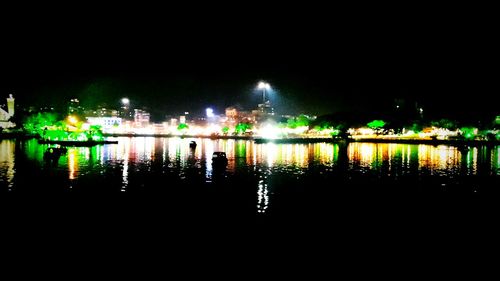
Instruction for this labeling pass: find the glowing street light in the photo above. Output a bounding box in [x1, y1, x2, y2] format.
[67, 115, 78, 126]
[120, 98, 131, 120]
[206, 108, 214, 118]
[257, 81, 271, 103]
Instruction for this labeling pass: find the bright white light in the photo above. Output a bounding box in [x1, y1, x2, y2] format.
[357, 128, 375, 135]
[121, 98, 130, 105]
[206, 108, 214, 118]
[257, 81, 271, 90]
[67, 116, 78, 125]
[260, 124, 279, 139]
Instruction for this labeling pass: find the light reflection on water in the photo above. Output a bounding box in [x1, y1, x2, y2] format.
[0, 140, 15, 190]
[1, 138, 498, 178]
[1, 138, 499, 212]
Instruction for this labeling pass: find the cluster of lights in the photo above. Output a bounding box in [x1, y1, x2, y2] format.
[257, 82, 271, 90]
[22, 93, 499, 143]
[24, 113, 105, 142]
[257, 81, 271, 103]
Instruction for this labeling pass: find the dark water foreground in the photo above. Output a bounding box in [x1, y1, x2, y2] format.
[1, 138, 499, 250]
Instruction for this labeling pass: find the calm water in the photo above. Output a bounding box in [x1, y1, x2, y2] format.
[1, 137, 499, 215]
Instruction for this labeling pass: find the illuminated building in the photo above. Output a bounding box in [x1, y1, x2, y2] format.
[258, 101, 274, 116]
[134, 109, 150, 127]
[252, 101, 275, 123]
[239, 111, 255, 123]
[85, 105, 119, 118]
[170, 118, 178, 127]
[225, 107, 238, 123]
[120, 98, 133, 120]
[86, 117, 122, 131]
[225, 107, 254, 125]
[0, 94, 15, 129]
[67, 98, 84, 116]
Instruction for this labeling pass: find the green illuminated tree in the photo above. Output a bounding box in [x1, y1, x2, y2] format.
[23, 112, 60, 136]
[460, 127, 477, 140]
[286, 114, 311, 129]
[367, 120, 386, 135]
[431, 119, 458, 130]
[87, 125, 104, 141]
[43, 129, 69, 141]
[177, 123, 189, 132]
[222, 126, 229, 135]
[235, 122, 251, 135]
[408, 122, 423, 133]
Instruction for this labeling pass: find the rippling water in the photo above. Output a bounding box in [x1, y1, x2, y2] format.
[1, 138, 499, 214]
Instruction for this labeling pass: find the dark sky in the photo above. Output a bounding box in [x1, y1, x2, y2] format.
[1, 5, 497, 121]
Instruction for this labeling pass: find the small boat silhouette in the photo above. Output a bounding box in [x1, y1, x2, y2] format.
[43, 147, 67, 164]
[212, 152, 228, 168]
[189, 141, 197, 149]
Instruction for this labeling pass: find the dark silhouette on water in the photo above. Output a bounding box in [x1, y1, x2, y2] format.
[43, 147, 67, 165]
[189, 141, 197, 150]
[212, 152, 228, 171]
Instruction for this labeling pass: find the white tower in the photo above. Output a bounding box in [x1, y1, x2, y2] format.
[7, 94, 14, 117]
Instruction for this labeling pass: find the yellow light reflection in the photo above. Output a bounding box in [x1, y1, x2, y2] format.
[314, 143, 337, 165]
[68, 149, 77, 180]
[418, 145, 461, 174]
[346, 143, 473, 175]
[266, 143, 278, 167]
[418, 145, 430, 170]
[350, 143, 375, 167]
[0, 140, 15, 189]
[205, 139, 214, 178]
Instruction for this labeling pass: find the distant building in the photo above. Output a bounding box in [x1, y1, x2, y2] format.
[252, 101, 275, 123]
[0, 95, 15, 129]
[68, 98, 84, 116]
[225, 107, 238, 120]
[239, 111, 255, 123]
[85, 106, 119, 118]
[120, 103, 133, 120]
[86, 117, 122, 131]
[170, 118, 178, 127]
[134, 109, 150, 127]
[259, 101, 275, 116]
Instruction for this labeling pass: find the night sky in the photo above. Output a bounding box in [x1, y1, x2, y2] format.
[2, 6, 497, 121]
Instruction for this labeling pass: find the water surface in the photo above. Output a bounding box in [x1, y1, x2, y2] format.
[1, 138, 499, 215]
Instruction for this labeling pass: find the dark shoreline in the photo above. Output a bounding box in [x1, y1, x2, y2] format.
[254, 137, 500, 146]
[103, 133, 253, 140]
[2, 132, 499, 147]
[38, 139, 119, 146]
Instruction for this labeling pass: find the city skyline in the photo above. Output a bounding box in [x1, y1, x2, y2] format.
[3, 66, 498, 121]
[3, 14, 497, 120]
